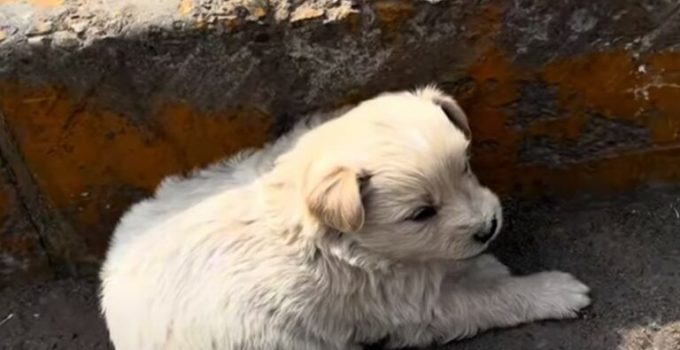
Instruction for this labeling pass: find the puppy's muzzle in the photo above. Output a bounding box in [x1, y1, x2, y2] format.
[473, 216, 499, 244]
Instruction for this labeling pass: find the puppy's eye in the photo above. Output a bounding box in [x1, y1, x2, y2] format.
[410, 206, 437, 221]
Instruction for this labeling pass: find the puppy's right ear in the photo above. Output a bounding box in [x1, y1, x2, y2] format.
[304, 166, 365, 233]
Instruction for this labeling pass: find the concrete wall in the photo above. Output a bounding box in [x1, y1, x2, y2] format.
[1, 0, 680, 281]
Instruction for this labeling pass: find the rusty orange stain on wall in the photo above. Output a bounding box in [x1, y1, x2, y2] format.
[156, 102, 271, 169]
[457, 45, 524, 168]
[3, 39, 680, 264]
[643, 53, 680, 144]
[445, 1, 680, 197]
[465, 2, 504, 47]
[0, 83, 272, 256]
[454, 2, 525, 169]
[484, 144, 680, 195]
[541, 51, 646, 121]
[538, 50, 680, 146]
[460, 49, 680, 195]
[0, 85, 181, 202]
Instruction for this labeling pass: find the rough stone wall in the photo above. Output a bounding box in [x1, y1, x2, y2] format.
[1, 0, 680, 278]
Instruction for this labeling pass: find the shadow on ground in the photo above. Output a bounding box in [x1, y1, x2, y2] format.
[1, 185, 679, 350]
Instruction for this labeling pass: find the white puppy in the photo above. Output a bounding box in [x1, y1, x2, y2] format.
[99, 87, 591, 350]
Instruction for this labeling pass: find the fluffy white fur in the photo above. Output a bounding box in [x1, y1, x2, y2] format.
[99, 87, 591, 350]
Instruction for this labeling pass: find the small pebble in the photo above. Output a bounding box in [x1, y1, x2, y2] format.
[0, 313, 14, 327]
[52, 31, 79, 48]
[27, 35, 47, 47]
[30, 20, 53, 35]
[70, 21, 89, 34]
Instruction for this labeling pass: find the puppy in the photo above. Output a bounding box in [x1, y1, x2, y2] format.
[99, 86, 591, 350]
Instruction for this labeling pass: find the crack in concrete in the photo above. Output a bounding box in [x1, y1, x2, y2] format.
[638, 2, 680, 52]
[0, 109, 87, 277]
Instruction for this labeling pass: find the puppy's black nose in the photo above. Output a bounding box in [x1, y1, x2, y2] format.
[474, 217, 498, 244]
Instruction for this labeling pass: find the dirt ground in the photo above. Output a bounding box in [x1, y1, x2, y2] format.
[1, 185, 679, 350]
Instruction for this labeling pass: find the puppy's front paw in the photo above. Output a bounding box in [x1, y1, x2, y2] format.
[525, 271, 591, 320]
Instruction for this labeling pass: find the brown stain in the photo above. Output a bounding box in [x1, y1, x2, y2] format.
[0, 184, 8, 224]
[371, 0, 414, 31]
[536, 51, 677, 143]
[0, 83, 272, 256]
[345, 11, 362, 36]
[452, 2, 525, 169]
[0, 85, 181, 204]
[523, 51, 658, 144]
[465, 2, 503, 44]
[155, 102, 273, 170]
[1, 56, 669, 208]
[481, 145, 680, 196]
[467, 49, 680, 195]
[462, 47, 524, 169]
[3, 5, 680, 266]
[541, 51, 646, 121]
[644, 53, 680, 144]
[224, 18, 242, 32]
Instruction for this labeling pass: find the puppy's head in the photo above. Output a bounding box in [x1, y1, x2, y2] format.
[288, 86, 502, 261]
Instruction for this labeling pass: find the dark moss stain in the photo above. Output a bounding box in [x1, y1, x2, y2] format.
[519, 114, 652, 167]
[508, 81, 564, 128]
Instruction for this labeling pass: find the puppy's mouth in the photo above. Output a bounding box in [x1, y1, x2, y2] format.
[453, 240, 491, 261]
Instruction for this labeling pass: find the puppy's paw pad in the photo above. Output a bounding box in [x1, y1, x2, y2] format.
[529, 271, 591, 319]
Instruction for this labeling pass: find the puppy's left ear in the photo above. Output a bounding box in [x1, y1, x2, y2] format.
[433, 94, 471, 140]
[417, 86, 471, 140]
[304, 166, 365, 233]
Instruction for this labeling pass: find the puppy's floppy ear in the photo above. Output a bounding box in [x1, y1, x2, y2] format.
[435, 95, 471, 140]
[417, 85, 471, 140]
[304, 166, 365, 233]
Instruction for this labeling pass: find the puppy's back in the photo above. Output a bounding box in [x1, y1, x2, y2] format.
[99, 110, 341, 349]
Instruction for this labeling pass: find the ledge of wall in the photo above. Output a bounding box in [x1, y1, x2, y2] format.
[1, 0, 680, 280]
